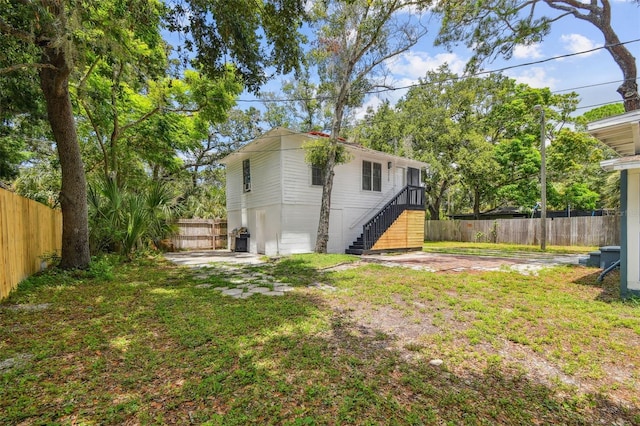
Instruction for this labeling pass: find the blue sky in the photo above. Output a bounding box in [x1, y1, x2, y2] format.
[231, 0, 640, 119]
[364, 0, 640, 117]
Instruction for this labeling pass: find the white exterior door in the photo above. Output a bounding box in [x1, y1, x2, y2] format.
[395, 167, 405, 189]
[328, 209, 344, 254]
[255, 210, 266, 254]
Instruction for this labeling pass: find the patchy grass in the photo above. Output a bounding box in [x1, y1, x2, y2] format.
[423, 241, 597, 255]
[1, 253, 639, 425]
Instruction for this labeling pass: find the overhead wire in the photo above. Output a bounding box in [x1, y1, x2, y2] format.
[198, 38, 639, 154]
[231, 38, 640, 104]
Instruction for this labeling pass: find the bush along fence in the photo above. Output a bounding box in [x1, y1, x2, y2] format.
[425, 216, 620, 247]
[0, 188, 62, 300]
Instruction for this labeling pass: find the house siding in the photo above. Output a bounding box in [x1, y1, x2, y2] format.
[279, 133, 421, 250]
[626, 169, 640, 293]
[224, 128, 427, 254]
[225, 135, 283, 250]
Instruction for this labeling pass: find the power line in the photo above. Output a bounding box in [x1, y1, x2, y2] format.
[233, 38, 639, 103]
[553, 79, 623, 93]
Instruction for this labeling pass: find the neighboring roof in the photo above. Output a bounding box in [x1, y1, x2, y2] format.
[220, 127, 429, 169]
[588, 110, 640, 157]
[601, 154, 640, 171]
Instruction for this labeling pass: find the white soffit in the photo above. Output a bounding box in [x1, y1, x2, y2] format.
[588, 110, 640, 157]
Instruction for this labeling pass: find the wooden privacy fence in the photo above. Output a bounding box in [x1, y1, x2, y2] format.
[425, 216, 620, 247]
[171, 219, 227, 250]
[1, 188, 62, 300]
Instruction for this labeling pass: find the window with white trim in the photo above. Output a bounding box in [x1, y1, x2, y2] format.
[362, 160, 382, 192]
[242, 159, 251, 192]
[311, 163, 325, 186]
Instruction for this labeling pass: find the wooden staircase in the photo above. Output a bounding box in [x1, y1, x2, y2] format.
[346, 185, 424, 255]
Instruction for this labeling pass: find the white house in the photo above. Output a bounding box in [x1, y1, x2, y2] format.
[220, 127, 428, 256]
[588, 109, 640, 297]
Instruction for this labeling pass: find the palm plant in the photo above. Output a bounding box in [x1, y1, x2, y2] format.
[88, 176, 180, 257]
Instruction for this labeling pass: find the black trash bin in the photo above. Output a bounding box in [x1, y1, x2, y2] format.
[235, 233, 250, 252]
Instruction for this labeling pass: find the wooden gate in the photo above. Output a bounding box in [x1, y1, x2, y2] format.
[171, 219, 227, 250]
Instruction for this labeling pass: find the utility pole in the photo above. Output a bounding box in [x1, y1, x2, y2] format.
[535, 105, 547, 251]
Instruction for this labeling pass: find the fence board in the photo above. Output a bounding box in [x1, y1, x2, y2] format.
[1, 188, 62, 300]
[171, 219, 227, 250]
[425, 216, 620, 247]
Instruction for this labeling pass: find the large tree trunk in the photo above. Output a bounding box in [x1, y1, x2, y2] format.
[40, 49, 91, 269]
[314, 150, 336, 253]
[549, 0, 639, 111]
[315, 104, 345, 253]
[473, 187, 481, 219]
[600, 22, 639, 111]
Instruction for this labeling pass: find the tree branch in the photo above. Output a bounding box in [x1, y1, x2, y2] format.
[120, 106, 161, 134]
[0, 62, 57, 74]
[0, 17, 33, 42]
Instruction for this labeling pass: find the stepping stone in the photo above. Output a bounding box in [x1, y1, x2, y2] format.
[213, 287, 229, 291]
[314, 284, 336, 292]
[193, 274, 210, 280]
[238, 293, 253, 299]
[0, 353, 33, 371]
[263, 291, 284, 296]
[221, 288, 244, 297]
[229, 279, 245, 284]
[194, 284, 213, 289]
[248, 286, 270, 294]
[236, 284, 251, 288]
[273, 285, 294, 292]
[5, 304, 51, 312]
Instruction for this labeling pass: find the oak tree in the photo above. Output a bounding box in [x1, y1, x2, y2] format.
[310, 0, 429, 252]
[435, 0, 639, 111]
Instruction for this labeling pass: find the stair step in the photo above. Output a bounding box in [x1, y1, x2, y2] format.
[345, 248, 364, 255]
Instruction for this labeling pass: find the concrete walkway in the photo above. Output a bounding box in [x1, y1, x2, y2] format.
[164, 249, 586, 299]
[164, 250, 265, 266]
[165, 250, 298, 298]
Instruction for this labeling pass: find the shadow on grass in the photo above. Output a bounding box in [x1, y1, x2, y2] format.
[249, 256, 343, 287]
[572, 269, 622, 302]
[4, 258, 638, 424]
[311, 310, 640, 425]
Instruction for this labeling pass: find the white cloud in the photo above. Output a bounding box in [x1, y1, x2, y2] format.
[560, 33, 598, 57]
[387, 51, 467, 80]
[506, 67, 558, 90]
[353, 96, 383, 120]
[352, 51, 468, 118]
[513, 43, 543, 59]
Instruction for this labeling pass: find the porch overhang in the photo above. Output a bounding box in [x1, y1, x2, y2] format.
[588, 110, 640, 157]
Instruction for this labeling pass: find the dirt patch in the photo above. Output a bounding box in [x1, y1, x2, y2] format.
[322, 275, 639, 416]
[361, 252, 580, 274]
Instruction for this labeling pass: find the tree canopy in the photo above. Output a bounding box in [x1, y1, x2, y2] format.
[435, 0, 639, 111]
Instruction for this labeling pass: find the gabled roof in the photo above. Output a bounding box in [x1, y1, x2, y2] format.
[220, 127, 428, 169]
[588, 110, 640, 157]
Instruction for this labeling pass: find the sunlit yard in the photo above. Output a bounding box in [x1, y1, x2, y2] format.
[423, 241, 597, 255]
[1, 254, 639, 425]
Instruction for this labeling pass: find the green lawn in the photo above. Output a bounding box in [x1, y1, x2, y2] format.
[1, 253, 638, 425]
